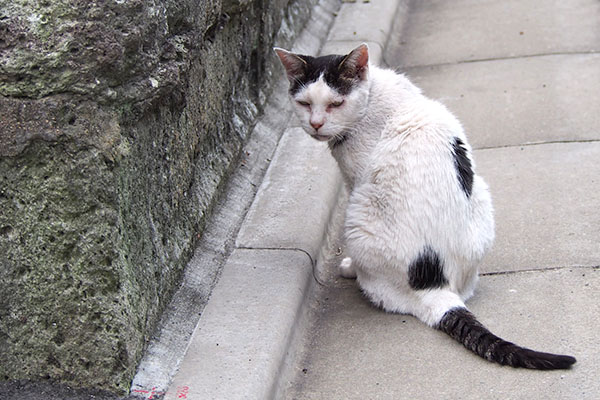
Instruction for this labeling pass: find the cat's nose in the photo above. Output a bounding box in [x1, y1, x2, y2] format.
[310, 121, 324, 130]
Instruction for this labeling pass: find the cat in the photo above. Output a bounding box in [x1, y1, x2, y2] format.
[274, 43, 576, 369]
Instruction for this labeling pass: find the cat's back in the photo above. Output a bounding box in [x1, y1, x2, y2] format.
[348, 66, 475, 206]
[353, 73, 477, 230]
[365, 71, 468, 182]
[367, 66, 465, 143]
[368, 66, 422, 107]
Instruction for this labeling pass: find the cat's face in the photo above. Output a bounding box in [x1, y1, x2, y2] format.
[275, 44, 370, 143]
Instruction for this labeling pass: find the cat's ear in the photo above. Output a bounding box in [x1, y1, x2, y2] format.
[339, 43, 369, 81]
[274, 47, 307, 83]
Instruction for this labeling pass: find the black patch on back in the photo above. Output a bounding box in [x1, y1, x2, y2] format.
[289, 54, 356, 96]
[408, 246, 447, 290]
[451, 137, 474, 197]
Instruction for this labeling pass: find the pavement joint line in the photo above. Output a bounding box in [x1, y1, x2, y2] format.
[235, 246, 329, 287]
[480, 265, 599, 277]
[402, 50, 600, 70]
[473, 139, 600, 151]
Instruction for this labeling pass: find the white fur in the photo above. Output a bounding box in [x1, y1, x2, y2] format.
[285, 49, 495, 327]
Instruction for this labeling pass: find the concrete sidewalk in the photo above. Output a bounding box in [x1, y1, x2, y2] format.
[156, 0, 599, 399]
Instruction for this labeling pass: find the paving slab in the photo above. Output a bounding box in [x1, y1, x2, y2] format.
[403, 54, 600, 149]
[287, 0, 341, 55]
[327, 0, 404, 48]
[236, 127, 342, 261]
[387, 0, 600, 68]
[164, 249, 313, 400]
[475, 142, 600, 273]
[285, 266, 600, 400]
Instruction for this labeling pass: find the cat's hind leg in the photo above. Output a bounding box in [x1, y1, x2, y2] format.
[339, 257, 357, 279]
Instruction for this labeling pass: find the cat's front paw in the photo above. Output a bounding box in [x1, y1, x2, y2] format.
[339, 257, 357, 279]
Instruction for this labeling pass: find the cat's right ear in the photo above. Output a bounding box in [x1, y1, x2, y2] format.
[274, 47, 307, 83]
[339, 43, 369, 81]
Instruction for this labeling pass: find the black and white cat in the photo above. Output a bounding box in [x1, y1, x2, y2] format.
[275, 44, 576, 369]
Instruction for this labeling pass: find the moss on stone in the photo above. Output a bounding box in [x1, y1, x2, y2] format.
[0, 140, 137, 390]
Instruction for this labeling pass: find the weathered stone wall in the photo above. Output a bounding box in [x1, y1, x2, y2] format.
[0, 0, 319, 393]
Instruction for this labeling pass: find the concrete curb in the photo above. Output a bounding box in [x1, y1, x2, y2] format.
[162, 1, 407, 399]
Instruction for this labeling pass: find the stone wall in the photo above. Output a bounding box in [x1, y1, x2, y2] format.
[0, 0, 319, 394]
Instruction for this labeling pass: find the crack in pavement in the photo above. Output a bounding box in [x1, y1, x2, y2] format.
[401, 50, 600, 71]
[473, 139, 600, 151]
[481, 264, 599, 277]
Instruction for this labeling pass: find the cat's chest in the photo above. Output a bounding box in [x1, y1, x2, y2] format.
[330, 139, 373, 188]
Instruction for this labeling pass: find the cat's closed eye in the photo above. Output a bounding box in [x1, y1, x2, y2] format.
[297, 100, 310, 107]
[329, 100, 344, 108]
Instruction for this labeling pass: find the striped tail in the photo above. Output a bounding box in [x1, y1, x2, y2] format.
[438, 307, 576, 370]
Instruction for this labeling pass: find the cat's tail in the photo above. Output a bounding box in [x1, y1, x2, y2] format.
[437, 307, 576, 370]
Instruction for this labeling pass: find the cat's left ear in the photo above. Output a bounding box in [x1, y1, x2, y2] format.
[274, 47, 307, 83]
[339, 43, 369, 81]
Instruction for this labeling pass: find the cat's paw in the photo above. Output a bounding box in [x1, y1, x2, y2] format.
[338, 257, 357, 279]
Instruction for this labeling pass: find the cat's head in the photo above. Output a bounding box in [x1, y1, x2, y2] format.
[274, 44, 370, 143]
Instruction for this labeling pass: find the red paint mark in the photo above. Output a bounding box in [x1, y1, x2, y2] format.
[176, 386, 190, 399]
[132, 387, 165, 399]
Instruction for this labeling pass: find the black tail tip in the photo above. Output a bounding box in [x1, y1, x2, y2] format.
[520, 349, 577, 370]
[551, 354, 577, 370]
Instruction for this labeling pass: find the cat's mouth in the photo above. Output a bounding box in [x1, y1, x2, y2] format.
[312, 133, 330, 142]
